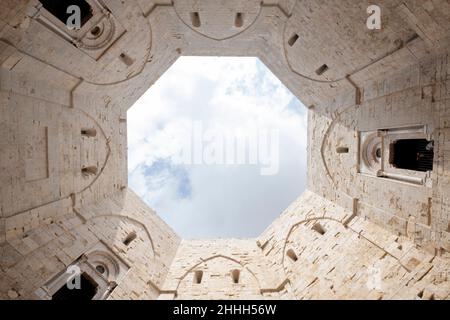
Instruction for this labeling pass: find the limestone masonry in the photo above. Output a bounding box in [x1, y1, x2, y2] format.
[0, 0, 450, 300]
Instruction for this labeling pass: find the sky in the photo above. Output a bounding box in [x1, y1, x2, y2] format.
[127, 56, 307, 239]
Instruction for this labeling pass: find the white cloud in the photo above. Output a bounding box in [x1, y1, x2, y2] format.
[127, 56, 307, 239]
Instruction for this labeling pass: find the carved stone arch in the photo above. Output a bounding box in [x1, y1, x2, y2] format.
[76, 108, 111, 193]
[84, 250, 121, 282]
[176, 255, 261, 287]
[173, 0, 262, 40]
[281, 217, 411, 298]
[175, 255, 262, 299]
[283, 0, 417, 82]
[281, 217, 408, 272]
[0, 98, 109, 220]
[37, 241, 129, 300]
[320, 116, 358, 194]
[281, 217, 341, 272]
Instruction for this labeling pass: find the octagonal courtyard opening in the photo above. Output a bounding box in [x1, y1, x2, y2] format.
[127, 56, 307, 239]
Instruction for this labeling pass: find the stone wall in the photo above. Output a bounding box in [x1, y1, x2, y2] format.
[0, 0, 449, 300]
[258, 191, 450, 300]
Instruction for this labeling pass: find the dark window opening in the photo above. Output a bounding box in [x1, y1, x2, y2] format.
[190, 12, 201, 28]
[81, 128, 97, 137]
[286, 249, 298, 262]
[288, 33, 299, 47]
[336, 146, 349, 154]
[123, 232, 137, 246]
[234, 13, 244, 28]
[316, 64, 329, 76]
[95, 265, 106, 274]
[194, 270, 203, 284]
[231, 270, 240, 284]
[119, 53, 134, 66]
[81, 166, 97, 177]
[52, 273, 98, 300]
[38, 0, 93, 27]
[312, 222, 326, 235]
[390, 139, 434, 172]
[90, 25, 101, 36]
[376, 147, 382, 158]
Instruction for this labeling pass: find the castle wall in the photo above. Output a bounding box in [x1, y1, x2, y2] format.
[307, 51, 450, 254]
[0, 0, 449, 300]
[258, 191, 450, 300]
[161, 239, 293, 300]
[1, 190, 180, 299]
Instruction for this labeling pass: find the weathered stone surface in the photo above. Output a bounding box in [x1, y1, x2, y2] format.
[0, 0, 449, 300]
